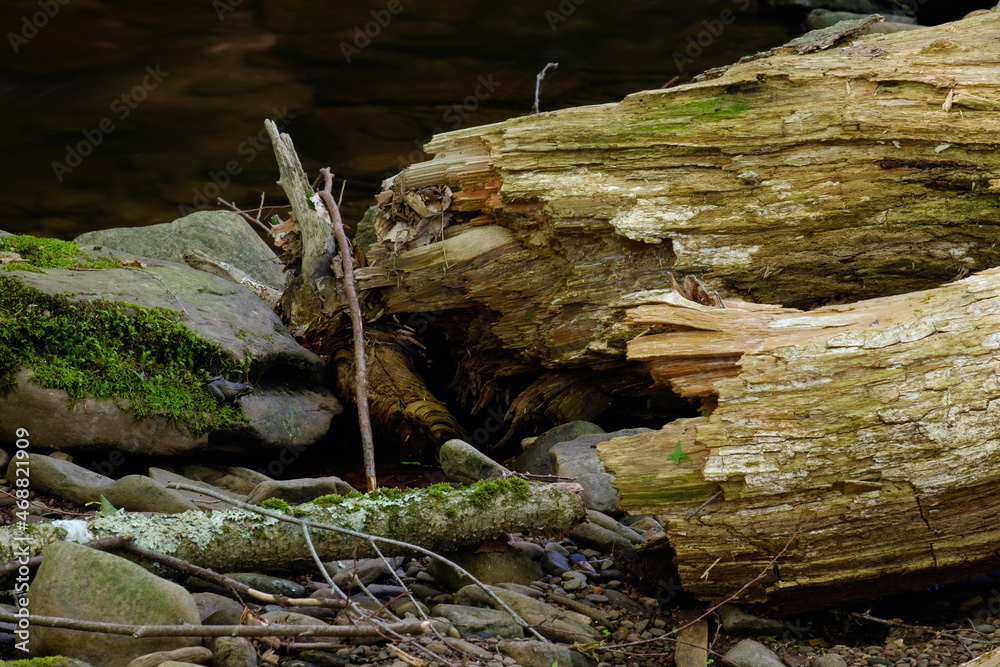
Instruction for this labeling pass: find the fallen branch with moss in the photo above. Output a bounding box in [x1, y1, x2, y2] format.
[0, 478, 586, 570]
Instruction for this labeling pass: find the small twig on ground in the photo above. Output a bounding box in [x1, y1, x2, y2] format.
[601, 517, 814, 653]
[532, 62, 559, 114]
[850, 612, 1000, 646]
[0, 608, 426, 639]
[317, 167, 377, 492]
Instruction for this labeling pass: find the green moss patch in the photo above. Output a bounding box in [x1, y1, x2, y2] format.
[0, 275, 248, 435]
[0, 234, 126, 271]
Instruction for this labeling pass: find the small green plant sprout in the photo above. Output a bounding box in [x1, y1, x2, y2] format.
[259, 498, 290, 513]
[669, 441, 690, 466]
[84, 495, 120, 515]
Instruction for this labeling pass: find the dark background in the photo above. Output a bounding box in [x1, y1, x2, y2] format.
[0, 0, 988, 239]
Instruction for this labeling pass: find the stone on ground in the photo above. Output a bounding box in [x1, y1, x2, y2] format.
[724, 639, 787, 667]
[30, 542, 201, 667]
[438, 438, 512, 484]
[74, 210, 285, 292]
[498, 639, 596, 667]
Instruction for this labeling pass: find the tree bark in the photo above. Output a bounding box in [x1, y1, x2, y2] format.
[598, 266, 1000, 612]
[0, 482, 585, 571]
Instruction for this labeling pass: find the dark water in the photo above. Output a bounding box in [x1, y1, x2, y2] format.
[0, 1, 987, 239]
[0, 0, 795, 239]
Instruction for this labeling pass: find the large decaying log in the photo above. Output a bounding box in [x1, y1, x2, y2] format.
[360, 12, 1000, 375]
[0, 481, 585, 571]
[598, 266, 1000, 612]
[342, 13, 1000, 610]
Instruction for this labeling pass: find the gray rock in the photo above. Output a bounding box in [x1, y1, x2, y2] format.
[625, 515, 662, 534]
[587, 510, 646, 545]
[0, 255, 340, 456]
[569, 522, 635, 553]
[190, 592, 243, 621]
[148, 467, 246, 511]
[389, 597, 430, 617]
[498, 639, 595, 667]
[444, 637, 495, 660]
[723, 639, 787, 667]
[541, 549, 572, 575]
[126, 647, 213, 667]
[226, 573, 305, 598]
[497, 582, 545, 598]
[261, 610, 327, 643]
[717, 605, 788, 635]
[246, 476, 356, 506]
[30, 542, 201, 667]
[511, 421, 605, 476]
[511, 538, 545, 561]
[16, 454, 197, 513]
[74, 210, 285, 293]
[454, 584, 601, 643]
[548, 428, 651, 514]
[601, 588, 645, 612]
[426, 547, 544, 589]
[439, 438, 512, 484]
[206, 636, 258, 667]
[0, 448, 9, 478]
[203, 609, 243, 626]
[813, 654, 849, 667]
[181, 464, 271, 495]
[431, 603, 525, 639]
[329, 558, 395, 588]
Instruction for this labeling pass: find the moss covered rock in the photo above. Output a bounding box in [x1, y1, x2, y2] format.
[0, 233, 340, 455]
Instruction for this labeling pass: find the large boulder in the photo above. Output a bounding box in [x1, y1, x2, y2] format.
[29, 541, 201, 667]
[74, 210, 285, 293]
[0, 235, 340, 456]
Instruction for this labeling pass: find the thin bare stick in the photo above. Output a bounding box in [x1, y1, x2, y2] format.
[217, 197, 272, 234]
[317, 167, 376, 491]
[601, 518, 813, 653]
[850, 612, 1000, 646]
[532, 62, 558, 114]
[0, 609, 426, 639]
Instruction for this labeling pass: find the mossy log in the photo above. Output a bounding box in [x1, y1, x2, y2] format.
[0, 481, 586, 571]
[596, 266, 1000, 612]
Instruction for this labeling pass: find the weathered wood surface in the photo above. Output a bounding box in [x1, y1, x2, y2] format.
[0, 482, 586, 571]
[597, 266, 1000, 611]
[264, 121, 462, 459]
[359, 12, 1000, 375]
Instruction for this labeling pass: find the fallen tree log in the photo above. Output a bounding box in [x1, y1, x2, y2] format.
[0, 480, 585, 571]
[352, 11, 1000, 431]
[328, 13, 1000, 610]
[598, 266, 1000, 612]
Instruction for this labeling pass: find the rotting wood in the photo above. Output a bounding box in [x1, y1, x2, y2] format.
[352, 12, 1000, 437]
[597, 266, 1000, 612]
